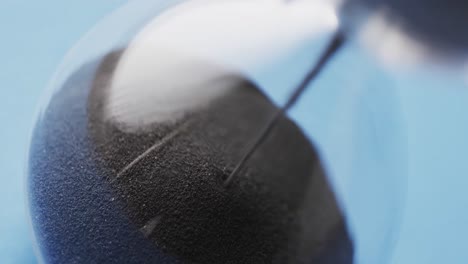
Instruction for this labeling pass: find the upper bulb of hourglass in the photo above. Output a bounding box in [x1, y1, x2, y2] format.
[340, 0, 468, 66]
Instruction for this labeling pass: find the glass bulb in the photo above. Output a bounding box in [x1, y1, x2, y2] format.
[27, 1, 407, 263]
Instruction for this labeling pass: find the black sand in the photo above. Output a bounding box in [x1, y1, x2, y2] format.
[86, 51, 353, 263]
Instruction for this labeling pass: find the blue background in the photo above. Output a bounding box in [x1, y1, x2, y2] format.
[1, 0, 467, 263]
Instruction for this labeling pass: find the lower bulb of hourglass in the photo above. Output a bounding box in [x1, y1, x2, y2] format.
[27, 0, 405, 263]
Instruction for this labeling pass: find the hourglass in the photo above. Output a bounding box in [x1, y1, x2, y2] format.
[27, 1, 408, 263]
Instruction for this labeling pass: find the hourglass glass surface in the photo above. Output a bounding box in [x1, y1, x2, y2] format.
[27, 0, 407, 263]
